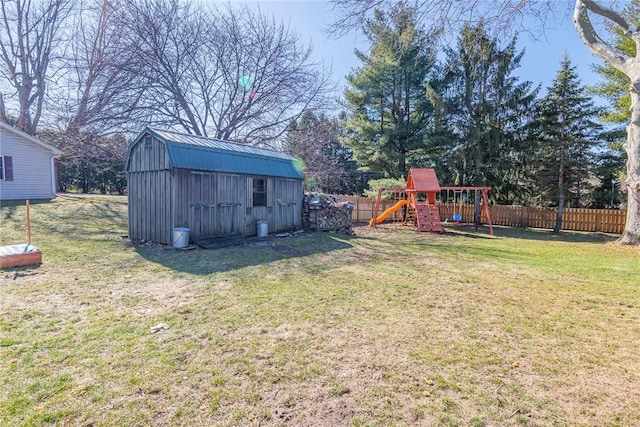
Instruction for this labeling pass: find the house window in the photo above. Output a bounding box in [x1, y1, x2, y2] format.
[253, 178, 267, 206]
[144, 136, 152, 148]
[0, 156, 13, 181]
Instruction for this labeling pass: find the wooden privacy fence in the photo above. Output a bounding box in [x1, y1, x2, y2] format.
[336, 194, 394, 223]
[334, 195, 627, 234]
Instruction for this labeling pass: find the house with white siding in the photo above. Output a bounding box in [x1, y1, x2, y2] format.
[0, 122, 63, 201]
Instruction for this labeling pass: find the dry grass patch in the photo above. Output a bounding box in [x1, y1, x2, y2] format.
[1, 195, 639, 426]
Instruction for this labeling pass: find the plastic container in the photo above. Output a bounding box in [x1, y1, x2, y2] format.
[172, 227, 190, 248]
[257, 221, 268, 237]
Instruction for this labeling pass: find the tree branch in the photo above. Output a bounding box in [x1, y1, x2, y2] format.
[573, 0, 632, 74]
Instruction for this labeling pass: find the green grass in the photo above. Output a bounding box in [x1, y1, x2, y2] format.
[1, 194, 639, 426]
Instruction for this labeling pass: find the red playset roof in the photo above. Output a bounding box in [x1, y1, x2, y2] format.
[406, 168, 440, 192]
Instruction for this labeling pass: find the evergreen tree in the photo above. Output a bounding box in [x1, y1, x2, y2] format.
[44, 130, 128, 194]
[440, 24, 538, 205]
[535, 56, 602, 232]
[591, 148, 625, 208]
[342, 3, 435, 178]
[284, 111, 360, 194]
[590, 0, 639, 124]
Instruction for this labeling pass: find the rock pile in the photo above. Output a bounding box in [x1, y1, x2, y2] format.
[303, 193, 355, 234]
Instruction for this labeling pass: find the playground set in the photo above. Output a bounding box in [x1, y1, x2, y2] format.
[369, 168, 494, 235]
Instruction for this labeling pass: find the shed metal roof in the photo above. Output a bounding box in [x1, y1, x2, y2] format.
[128, 128, 304, 179]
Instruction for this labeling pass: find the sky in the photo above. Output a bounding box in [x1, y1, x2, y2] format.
[218, 0, 614, 105]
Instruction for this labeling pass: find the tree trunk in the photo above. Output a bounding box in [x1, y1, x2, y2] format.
[619, 80, 640, 244]
[554, 190, 565, 234]
[473, 139, 483, 225]
[573, 0, 640, 244]
[398, 141, 407, 177]
[554, 130, 566, 234]
[0, 93, 7, 124]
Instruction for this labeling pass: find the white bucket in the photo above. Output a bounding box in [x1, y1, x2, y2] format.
[172, 227, 190, 248]
[257, 221, 268, 237]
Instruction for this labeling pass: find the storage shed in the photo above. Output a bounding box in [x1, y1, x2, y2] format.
[126, 128, 304, 245]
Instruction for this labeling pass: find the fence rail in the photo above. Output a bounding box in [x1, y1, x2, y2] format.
[335, 194, 627, 234]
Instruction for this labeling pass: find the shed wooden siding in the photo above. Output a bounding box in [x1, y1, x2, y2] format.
[127, 136, 170, 172]
[127, 132, 304, 244]
[128, 170, 173, 243]
[243, 177, 303, 235]
[127, 136, 174, 244]
[0, 128, 59, 200]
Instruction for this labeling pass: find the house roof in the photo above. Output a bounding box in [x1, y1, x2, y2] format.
[0, 122, 63, 155]
[406, 168, 440, 192]
[127, 127, 304, 179]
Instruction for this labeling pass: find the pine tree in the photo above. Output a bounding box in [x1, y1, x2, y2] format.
[439, 23, 538, 205]
[535, 56, 602, 233]
[342, 3, 435, 178]
[590, 0, 639, 124]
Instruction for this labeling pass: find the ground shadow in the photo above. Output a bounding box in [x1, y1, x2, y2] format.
[369, 223, 496, 240]
[5, 195, 129, 243]
[134, 232, 355, 275]
[0, 263, 43, 282]
[425, 222, 617, 244]
[362, 221, 618, 244]
[488, 225, 619, 244]
[0, 198, 54, 221]
[440, 227, 495, 240]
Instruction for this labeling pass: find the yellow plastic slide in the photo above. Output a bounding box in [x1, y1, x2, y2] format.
[369, 200, 409, 226]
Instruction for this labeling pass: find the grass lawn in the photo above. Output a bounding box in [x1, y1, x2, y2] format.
[1, 194, 639, 426]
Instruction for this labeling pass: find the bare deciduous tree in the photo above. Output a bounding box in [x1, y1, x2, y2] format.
[117, 0, 332, 145]
[116, 0, 207, 135]
[0, 0, 73, 134]
[60, 0, 144, 134]
[574, 0, 640, 244]
[48, 0, 147, 197]
[208, 5, 332, 145]
[328, 0, 561, 42]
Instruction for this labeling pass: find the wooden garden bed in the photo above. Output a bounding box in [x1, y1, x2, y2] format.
[0, 244, 42, 269]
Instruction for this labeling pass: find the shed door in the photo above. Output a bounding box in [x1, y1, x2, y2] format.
[275, 179, 300, 230]
[189, 172, 217, 238]
[217, 174, 242, 236]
